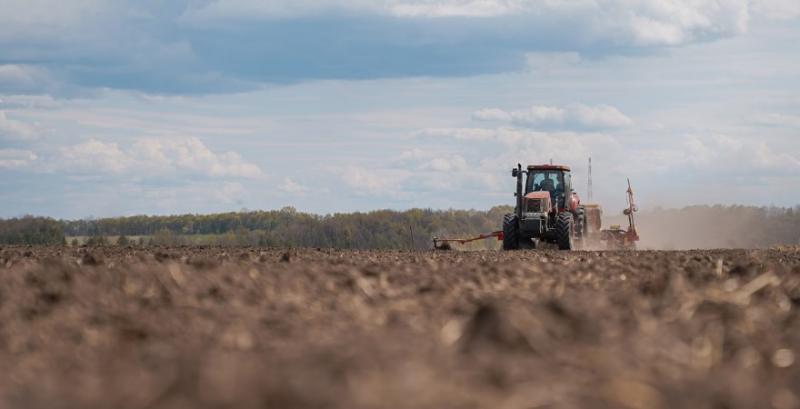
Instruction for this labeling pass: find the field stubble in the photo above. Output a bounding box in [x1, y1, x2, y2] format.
[1, 246, 799, 408]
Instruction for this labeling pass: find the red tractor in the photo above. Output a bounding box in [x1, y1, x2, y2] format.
[431, 164, 639, 251]
[502, 164, 584, 250]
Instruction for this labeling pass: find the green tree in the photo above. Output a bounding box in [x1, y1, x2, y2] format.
[151, 228, 185, 246]
[86, 235, 108, 246]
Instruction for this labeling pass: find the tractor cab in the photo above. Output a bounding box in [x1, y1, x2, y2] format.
[524, 165, 574, 210]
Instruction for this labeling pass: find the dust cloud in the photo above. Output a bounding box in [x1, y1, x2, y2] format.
[603, 205, 800, 250]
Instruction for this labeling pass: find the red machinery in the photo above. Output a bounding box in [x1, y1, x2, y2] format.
[599, 178, 639, 249]
[431, 177, 640, 251]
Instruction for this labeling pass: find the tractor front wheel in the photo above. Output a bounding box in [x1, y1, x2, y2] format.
[556, 212, 574, 250]
[502, 214, 520, 250]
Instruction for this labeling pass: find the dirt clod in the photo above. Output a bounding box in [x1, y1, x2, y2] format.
[81, 251, 102, 266]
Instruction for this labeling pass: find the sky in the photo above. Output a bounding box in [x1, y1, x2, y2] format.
[0, 0, 799, 219]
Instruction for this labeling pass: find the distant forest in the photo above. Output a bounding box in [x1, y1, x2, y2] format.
[0, 207, 512, 249]
[1, 205, 799, 249]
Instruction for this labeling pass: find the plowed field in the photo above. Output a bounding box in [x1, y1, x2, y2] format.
[1, 246, 799, 408]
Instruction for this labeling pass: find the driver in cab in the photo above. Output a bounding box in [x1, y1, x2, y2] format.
[537, 177, 559, 205]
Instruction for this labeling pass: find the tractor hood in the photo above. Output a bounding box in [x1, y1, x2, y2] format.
[525, 191, 550, 200]
[523, 191, 552, 213]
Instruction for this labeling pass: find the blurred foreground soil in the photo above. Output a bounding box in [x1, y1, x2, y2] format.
[1, 246, 800, 409]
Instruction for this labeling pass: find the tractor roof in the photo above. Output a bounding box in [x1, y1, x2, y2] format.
[527, 164, 571, 171]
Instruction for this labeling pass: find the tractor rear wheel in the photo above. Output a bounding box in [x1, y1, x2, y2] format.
[556, 212, 574, 250]
[502, 214, 520, 250]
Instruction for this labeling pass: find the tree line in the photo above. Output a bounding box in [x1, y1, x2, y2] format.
[0, 216, 65, 245]
[1, 207, 512, 249]
[1, 205, 799, 249]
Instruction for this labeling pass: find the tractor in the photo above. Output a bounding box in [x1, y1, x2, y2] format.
[430, 163, 639, 251]
[502, 164, 584, 250]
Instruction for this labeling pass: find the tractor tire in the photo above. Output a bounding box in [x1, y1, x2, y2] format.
[556, 212, 574, 251]
[502, 214, 520, 251]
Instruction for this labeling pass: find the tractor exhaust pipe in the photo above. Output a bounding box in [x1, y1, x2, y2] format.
[513, 163, 524, 219]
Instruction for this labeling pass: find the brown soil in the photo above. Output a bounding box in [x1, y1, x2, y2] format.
[1, 246, 799, 408]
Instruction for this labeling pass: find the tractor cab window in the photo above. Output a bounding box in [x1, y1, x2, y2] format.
[526, 171, 563, 194]
[526, 170, 565, 207]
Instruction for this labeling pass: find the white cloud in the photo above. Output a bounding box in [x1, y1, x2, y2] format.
[397, 147, 432, 161]
[381, 148, 501, 194]
[338, 150, 487, 195]
[339, 165, 411, 193]
[134, 138, 263, 178]
[0, 94, 61, 110]
[421, 155, 468, 172]
[214, 182, 247, 204]
[0, 65, 56, 94]
[753, 113, 800, 128]
[60, 139, 130, 173]
[388, 0, 525, 17]
[473, 104, 632, 129]
[180, 0, 381, 21]
[0, 65, 44, 85]
[418, 127, 596, 165]
[621, 0, 750, 46]
[474, 106, 562, 124]
[0, 149, 37, 169]
[278, 177, 310, 194]
[570, 104, 633, 128]
[0, 110, 40, 141]
[131, 181, 249, 212]
[751, 0, 800, 20]
[398, 148, 469, 172]
[419, 127, 504, 141]
[59, 137, 264, 179]
[683, 134, 800, 174]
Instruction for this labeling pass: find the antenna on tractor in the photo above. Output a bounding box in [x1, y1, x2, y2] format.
[549, 158, 553, 165]
[588, 156, 593, 201]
